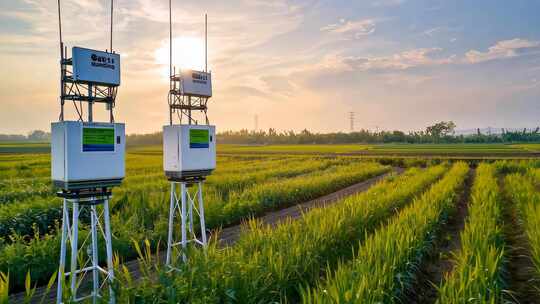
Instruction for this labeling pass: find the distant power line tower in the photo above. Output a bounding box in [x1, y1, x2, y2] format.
[254, 114, 258, 132]
[349, 111, 355, 132]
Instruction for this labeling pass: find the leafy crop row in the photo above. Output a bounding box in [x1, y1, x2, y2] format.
[0, 157, 339, 240]
[505, 173, 540, 279]
[301, 162, 468, 303]
[437, 163, 505, 302]
[0, 159, 387, 291]
[114, 165, 448, 302]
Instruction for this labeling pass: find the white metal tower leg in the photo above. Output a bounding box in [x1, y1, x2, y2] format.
[70, 200, 79, 295]
[197, 182, 207, 246]
[181, 183, 188, 262]
[57, 199, 69, 303]
[165, 180, 208, 268]
[103, 199, 116, 304]
[90, 204, 99, 303]
[188, 190, 194, 234]
[166, 182, 175, 266]
[56, 194, 116, 304]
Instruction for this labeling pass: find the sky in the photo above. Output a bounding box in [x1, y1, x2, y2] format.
[1, 0, 540, 135]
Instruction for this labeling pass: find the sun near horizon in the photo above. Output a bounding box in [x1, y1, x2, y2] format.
[155, 36, 206, 78]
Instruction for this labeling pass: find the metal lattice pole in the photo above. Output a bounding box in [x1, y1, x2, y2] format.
[165, 180, 208, 268]
[103, 198, 115, 304]
[57, 199, 68, 303]
[56, 195, 116, 303]
[197, 182, 207, 246]
[70, 200, 79, 296]
[180, 182, 187, 262]
[90, 205, 99, 302]
[166, 182, 176, 266]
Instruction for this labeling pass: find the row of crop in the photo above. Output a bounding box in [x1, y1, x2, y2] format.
[209, 158, 351, 198]
[0, 155, 306, 205]
[204, 161, 389, 227]
[0, 157, 345, 240]
[505, 173, 540, 280]
[1, 161, 389, 291]
[436, 163, 506, 302]
[102, 160, 389, 237]
[301, 162, 468, 303]
[107, 161, 389, 235]
[493, 159, 540, 175]
[112, 165, 448, 302]
[115, 156, 338, 200]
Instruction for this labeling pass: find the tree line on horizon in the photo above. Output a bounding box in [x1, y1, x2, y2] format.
[0, 130, 50, 142]
[3, 122, 540, 145]
[126, 121, 540, 146]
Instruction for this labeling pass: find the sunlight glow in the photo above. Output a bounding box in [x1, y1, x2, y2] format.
[155, 36, 205, 78]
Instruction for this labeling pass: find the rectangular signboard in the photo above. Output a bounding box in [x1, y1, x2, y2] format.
[181, 69, 212, 97]
[189, 129, 210, 148]
[72, 47, 121, 86]
[82, 127, 115, 152]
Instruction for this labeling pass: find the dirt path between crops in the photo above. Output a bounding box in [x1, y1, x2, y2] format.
[11, 168, 402, 303]
[501, 179, 540, 304]
[405, 168, 475, 304]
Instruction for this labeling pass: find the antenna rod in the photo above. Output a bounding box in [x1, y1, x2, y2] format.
[108, 0, 114, 122]
[57, 0, 64, 121]
[169, 0, 173, 125]
[57, 0, 63, 48]
[110, 0, 113, 52]
[205, 14, 207, 72]
[169, 0, 172, 79]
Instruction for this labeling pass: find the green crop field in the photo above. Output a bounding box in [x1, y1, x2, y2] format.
[4, 142, 540, 157]
[0, 142, 50, 154]
[512, 143, 540, 152]
[218, 143, 540, 156]
[2, 144, 540, 303]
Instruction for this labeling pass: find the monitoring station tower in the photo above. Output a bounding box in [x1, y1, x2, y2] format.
[52, 0, 123, 302]
[163, 1, 215, 267]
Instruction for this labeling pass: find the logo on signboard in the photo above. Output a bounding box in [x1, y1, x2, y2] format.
[90, 53, 115, 70]
[192, 72, 208, 84]
[189, 129, 210, 149]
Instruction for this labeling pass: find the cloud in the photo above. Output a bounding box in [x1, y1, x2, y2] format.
[0, 0, 127, 53]
[221, 85, 271, 100]
[342, 48, 455, 71]
[506, 78, 540, 92]
[371, 0, 405, 7]
[321, 19, 376, 39]
[423, 27, 443, 37]
[465, 38, 540, 63]
[260, 75, 295, 96]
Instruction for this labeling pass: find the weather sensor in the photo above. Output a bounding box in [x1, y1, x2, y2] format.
[52, 1, 121, 303]
[51, 47, 124, 189]
[164, 1, 214, 267]
[163, 65, 215, 179]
